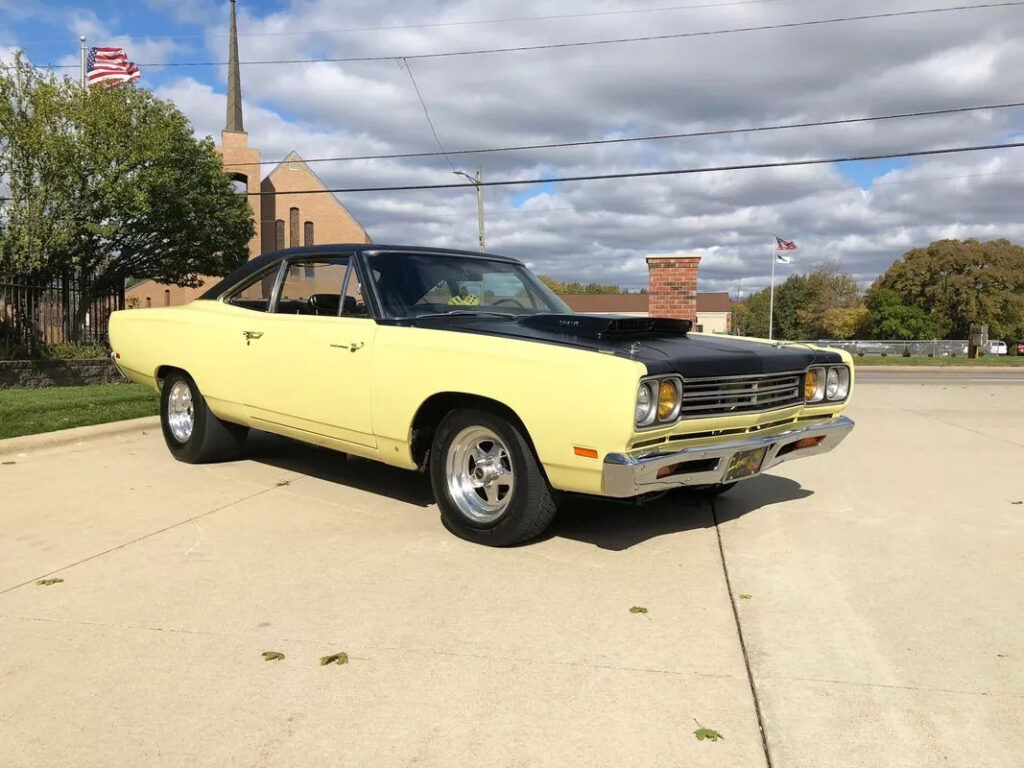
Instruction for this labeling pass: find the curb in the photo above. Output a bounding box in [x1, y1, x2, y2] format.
[0, 416, 161, 456]
[854, 365, 1021, 372]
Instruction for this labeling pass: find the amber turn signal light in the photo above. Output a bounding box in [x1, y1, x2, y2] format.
[793, 436, 825, 450]
[657, 379, 678, 420]
[574, 446, 599, 459]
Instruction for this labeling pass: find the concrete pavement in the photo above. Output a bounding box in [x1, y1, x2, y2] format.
[1, 380, 1022, 767]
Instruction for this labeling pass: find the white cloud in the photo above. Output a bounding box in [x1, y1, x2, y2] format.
[24, 0, 1024, 293]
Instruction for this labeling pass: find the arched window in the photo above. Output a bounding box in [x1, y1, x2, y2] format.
[289, 207, 300, 248]
[275, 220, 285, 250]
[303, 222, 316, 276]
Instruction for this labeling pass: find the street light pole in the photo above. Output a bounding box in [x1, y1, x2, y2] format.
[453, 166, 485, 252]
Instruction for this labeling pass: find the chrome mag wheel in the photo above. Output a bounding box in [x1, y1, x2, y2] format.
[445, 425, 515, 524]
[166, 379, 195, 443]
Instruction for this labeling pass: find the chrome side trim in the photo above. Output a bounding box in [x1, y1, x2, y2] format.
[602, 416, 854, 497]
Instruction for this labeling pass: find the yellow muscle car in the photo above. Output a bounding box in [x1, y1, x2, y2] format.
[109, 245, 854, 546]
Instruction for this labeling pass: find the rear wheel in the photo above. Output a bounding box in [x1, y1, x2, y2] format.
[160, 371, 247, 463]
[429, 409, 557, 546]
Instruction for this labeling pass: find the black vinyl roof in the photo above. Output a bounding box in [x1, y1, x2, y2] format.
[199, 244, 523, 300]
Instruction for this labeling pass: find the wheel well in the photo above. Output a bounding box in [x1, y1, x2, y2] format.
[410, 392, 537, 470]
[155, 365, 187, 388]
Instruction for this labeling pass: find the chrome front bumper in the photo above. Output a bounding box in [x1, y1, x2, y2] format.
[602, 416, 854, 497]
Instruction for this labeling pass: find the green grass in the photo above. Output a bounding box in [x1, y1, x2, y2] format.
[0, 383, 159, 440]
[853, 355, 1024, 367]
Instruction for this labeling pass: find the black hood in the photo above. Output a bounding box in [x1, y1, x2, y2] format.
[396, 313, 842, 378]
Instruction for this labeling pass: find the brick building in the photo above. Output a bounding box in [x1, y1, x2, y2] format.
[557, 253, 733, 333]
[126, 0, 369, 309]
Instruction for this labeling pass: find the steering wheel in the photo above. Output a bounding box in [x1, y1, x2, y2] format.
[490, 298, 524, 307]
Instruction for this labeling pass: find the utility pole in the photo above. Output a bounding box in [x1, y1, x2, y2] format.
[453, 166, 485, 251]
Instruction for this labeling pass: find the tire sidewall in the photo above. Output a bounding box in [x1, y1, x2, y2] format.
[430, 409, 551, 545]
[160, 371, 206, 462]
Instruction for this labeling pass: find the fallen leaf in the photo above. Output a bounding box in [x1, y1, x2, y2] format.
[36, 578, 64, 586]
[1011, 501, 1022, 505]
[320, 652, 349, 666]
[694, 727, 724, 742]
[262, 651, 285, 661]
[2, 461, 15, 465]
[739, 594, 752, 600]
[629, 606, 648, 614]
[276, 479, 292, 487]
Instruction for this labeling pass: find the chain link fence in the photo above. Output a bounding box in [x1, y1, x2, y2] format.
[794, 339, 1008, 357]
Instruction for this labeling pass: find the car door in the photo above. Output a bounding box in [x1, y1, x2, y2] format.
[234, 254, 379, 450]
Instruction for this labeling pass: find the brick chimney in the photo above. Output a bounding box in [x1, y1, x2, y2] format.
[646, 253, 701, 321]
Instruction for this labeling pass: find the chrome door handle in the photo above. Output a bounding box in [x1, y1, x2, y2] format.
[330, 341, 365, 352]
[243, 330, 264, 345]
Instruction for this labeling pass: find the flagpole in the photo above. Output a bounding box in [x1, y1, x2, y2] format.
[80, 36, 87, 90]
[768, 238, 777, 340]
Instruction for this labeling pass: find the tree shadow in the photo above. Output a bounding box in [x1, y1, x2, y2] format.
[549, 474, 814, 551]
[243, 430, 435, 507]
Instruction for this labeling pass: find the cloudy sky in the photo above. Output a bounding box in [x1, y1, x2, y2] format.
[3, 0, 1024, 294]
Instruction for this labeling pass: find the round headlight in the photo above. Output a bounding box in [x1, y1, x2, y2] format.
[657, 379, 680, 421]
[636, 382, 655, 425]
[826, 366, 850, 401]
[826, 368, 840, 399]
[805, 368, 825, 403]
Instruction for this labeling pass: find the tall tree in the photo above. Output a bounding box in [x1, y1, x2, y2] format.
[875, 239, 1024, 340]
[0, 53, 253, 340]
[735, 264, 862, 339]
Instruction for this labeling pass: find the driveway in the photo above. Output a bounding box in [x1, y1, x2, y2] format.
[1, 377, 1021, 767]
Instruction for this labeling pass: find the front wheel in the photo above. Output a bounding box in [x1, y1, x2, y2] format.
[429, 409, 557, 546]
[160, 371, 247, 463]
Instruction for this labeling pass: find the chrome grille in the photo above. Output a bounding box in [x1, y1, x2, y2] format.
[681, 371, 803, 417]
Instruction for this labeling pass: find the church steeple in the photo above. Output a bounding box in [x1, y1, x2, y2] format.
[225, 0, 244, 133]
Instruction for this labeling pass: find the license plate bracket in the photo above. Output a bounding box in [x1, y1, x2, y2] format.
[723, 446, 769, 482]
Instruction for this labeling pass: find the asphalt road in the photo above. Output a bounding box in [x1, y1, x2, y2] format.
[1, 380, 1022, 767]
[856, 367, 1024, 385]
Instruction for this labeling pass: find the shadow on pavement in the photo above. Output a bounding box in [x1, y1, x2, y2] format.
[243, 430, 435, 507]
[550, 474, 813, 551]
[240, 431, 814, 544]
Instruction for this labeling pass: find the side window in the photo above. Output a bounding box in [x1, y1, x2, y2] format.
[276, 257, 350, 315]
[224, 267, 278, 312]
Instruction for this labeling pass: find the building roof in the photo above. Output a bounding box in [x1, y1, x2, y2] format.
[696, 292, 732, 313]
[557, 292, 732, 314]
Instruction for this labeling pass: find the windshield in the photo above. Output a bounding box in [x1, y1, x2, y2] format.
[365, 252, 572, 319]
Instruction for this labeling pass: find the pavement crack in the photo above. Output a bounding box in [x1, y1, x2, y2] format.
[0, 485, 279, 596]
[712, 498, 774, 768]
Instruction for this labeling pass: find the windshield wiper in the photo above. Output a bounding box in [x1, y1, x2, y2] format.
[408, 310, 519, 320]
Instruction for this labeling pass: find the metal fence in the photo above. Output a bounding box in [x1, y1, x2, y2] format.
[0, 277, 124, 354]
[796, 339, 983, 357]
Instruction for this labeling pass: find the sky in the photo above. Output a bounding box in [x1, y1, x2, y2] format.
[3, 0, 1024, 295]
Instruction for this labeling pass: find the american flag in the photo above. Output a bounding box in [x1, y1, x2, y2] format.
[775, 235, 797, 263]
[86, 47, 141, 87]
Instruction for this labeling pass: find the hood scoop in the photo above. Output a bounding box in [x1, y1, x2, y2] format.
[517, 314, 691, 339]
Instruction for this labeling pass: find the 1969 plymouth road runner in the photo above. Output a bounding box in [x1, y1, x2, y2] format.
[110, 244, 854, 546]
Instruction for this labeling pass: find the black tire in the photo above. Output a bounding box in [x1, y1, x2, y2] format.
[160, 370, 247, 463]
[429, 408, 557, 546]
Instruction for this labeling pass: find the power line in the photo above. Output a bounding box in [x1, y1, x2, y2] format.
[45, 2, 1024, 69]
[17, 0, 798, 45]
[398, 58, 456, 172]
[244, 140, 1024, 195]
[222, 100, 1024, 168]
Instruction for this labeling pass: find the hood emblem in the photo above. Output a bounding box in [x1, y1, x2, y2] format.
[628, 341, 642, 355]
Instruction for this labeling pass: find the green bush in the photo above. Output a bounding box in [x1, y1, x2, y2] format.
[40, 343, 109, 360]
